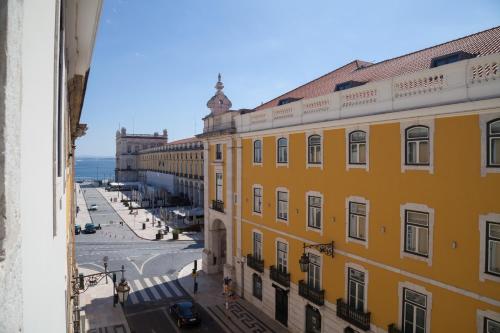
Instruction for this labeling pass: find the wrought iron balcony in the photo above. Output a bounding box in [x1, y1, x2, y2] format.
[298, 280, 324, 306]
[269, 265, 290, 287]
[246, 254, 264, 273]
[211, 200, 224, 213]
[336, 298, 371, 331]
[388, 324, 402, 333]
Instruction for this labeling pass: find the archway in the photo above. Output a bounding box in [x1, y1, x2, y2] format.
[207, 218, 226, 273]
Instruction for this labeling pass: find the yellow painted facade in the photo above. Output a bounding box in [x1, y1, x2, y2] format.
[236, 112, 500, 332]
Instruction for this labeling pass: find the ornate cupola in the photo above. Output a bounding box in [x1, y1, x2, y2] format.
[206, 73, 232, 115]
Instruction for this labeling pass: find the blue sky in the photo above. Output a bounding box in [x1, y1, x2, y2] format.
[78, 0, 500, 157]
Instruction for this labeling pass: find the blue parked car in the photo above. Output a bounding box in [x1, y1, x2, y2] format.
[75, 225, 81, 235]
[84, 223, 96, 234]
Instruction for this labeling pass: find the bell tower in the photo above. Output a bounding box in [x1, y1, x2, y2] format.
[206, 73, 232, 115]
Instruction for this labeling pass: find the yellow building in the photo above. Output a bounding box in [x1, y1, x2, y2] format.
[201, 28, 500, 332]
[136, 137, 204, 207]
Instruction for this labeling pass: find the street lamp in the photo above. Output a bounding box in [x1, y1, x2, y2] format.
[116, 265, 130, 305]
[298, 241, 335, 273]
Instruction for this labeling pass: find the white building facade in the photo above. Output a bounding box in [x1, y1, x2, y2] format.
[0, 1, 102, 332]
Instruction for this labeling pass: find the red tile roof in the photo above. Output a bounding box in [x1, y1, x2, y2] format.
[255, 26, 500, 111]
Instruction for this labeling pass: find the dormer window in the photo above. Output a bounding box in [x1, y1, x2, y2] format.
[278, 97, 301, 106]
[334, 80, 365, 92]
[430, 51, 475, 68]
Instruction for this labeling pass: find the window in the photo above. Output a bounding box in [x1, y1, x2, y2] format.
[406, 126, 430, 165]
[215, 144, 222, 160]
[349, 202, 367, 241]
[430, 51, 474, 68]
[307, 253, 321, 290]
[277, 241, 288, 273]
[254, 140, 262, 163]
[308, 196, 322, 229]
[334, 80, 365, 91]
[216, 173, 223, 202]
[484, 317, 500, 333]
[278, 97, 301, 105]
[277, 191, 288, 221]
[486, 222, 500, 277]
[487, 119, 500, 167]
[348, 268, 365, 311]
[405, 210, 429, 257]
[253, 232, 262, 260]
[349, 131, 366, 164]
[277, 138, 288, 163]
[252, 273, 262, 300]
[308, 135, 321, 164]
[402, 288, 427, 333]
[253, 187, 262, 214]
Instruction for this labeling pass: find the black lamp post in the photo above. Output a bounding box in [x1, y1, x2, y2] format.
[116, 265, 130, 306]
[298, 241, 335, 273]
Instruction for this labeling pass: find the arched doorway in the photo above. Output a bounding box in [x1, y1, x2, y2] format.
[208, 218, 226, 273]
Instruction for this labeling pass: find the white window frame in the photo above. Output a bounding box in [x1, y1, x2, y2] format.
[252, 229, 263, 260]
[345, 196, 369, 248]
[480, 112, 500, 176]
[344, 263, 369, 313]
[398, 282, 432, 333]
[215, 166, 223, 203]
[215, 143, 223, 161]
[400, 203, 434, 266]
[477, 309, 500, 333]
[479, 213, 500, 283]
[275, 238, 289, 273]
[345, 126, 370, 171]
[305, 248, 323, 291]
[276, 187, 289, 224]
[306, 191, 323, 234]
[252, 184, 263, 217]
[306, 131, 323, 169]
[276, 135, 289, 167]
[253, 138, 263, 166]
[400, 119, 434, 174]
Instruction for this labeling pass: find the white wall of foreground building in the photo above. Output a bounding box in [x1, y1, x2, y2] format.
[0, 0, 102, 332]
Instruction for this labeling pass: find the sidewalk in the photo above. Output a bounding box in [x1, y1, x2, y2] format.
[177, 260, 289, 333]
[76, 184, 92, 226]
[96, 188, 203, 242]
[78, 266, 130, 333]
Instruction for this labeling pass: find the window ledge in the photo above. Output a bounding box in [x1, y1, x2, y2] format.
[306, 226, 322, 235]
[346, 237, 368, 248]
[401, 251, 432, 266]
[402, 164, 433, 173]
[306, 163, 323, 169]
[276, 163, 289, 168]
[252, 162, 263, 167]
[252, 211, 263, 217]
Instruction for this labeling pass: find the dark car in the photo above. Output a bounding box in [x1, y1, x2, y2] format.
[169, 300, 201, 328]
[75, 225, 81, 235]
[84, 223, 96, 234]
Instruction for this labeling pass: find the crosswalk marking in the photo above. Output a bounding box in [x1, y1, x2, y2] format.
[133, 279, 151, 302]
[153, 276, 173, 297]
[127, 275, 187, 305]
[159, 275, 182, 297]
[128, 283, 140, 304]
[143, 277, 162, 300]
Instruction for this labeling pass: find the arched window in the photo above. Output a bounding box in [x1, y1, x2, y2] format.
[277, 138, 288, 163]
[254, 140, 262, 163]
[308, 135, 321, 164]
[405, 126, 429, 165]
[487, 119, 500, 167]
[349, 131, 366, 164]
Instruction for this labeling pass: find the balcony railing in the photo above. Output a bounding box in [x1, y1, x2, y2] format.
[336, 298, 371, 331]
[211, 200, 224, 213]
[388, 324, 402, 333]
[298, 280, 324, 306]
[269, 265, 290, 287]
[246, 254, 264, 273]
